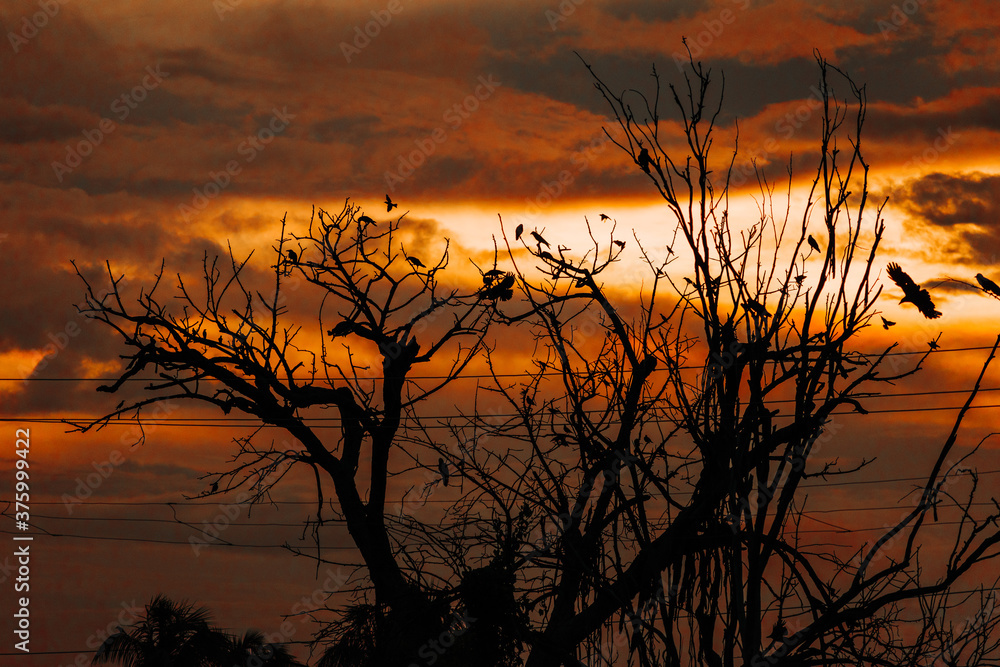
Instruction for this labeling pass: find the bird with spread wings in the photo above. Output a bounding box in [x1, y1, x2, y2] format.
[887, 262, 941, 319]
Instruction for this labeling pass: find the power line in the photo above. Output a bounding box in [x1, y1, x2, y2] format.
[5, 399, 1000, 428]
[0, 527, 363, 551]
[2, 343, 997, 385]
[8, 471, 999, 513]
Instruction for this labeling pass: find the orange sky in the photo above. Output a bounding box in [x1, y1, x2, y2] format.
[2, 0, 1000, 663]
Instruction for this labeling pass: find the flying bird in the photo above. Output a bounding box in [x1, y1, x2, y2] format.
[515, 223, 524, 240]
[976, 273, 1000, 297]
[531, 231, 550, 248]
[287, 249, 298, 263]
[808, 235, 821, 253]
[881, 316, 896, 330]
[359, 214, 376, 225]
[438, 457, 449, 486]
[638, 146, 651, 174]
[406, 256, 425, 268]
[599, 213, 610, 221]
[385, 194, 397, 212]
[886, 263, 941, 319]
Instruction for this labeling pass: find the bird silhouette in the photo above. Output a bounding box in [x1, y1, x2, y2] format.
[881, 316, 896, 330]
[928, 340, 940, 350]
[287, 249, 298, 263]
[406, 256, 425, 268]
[531, 231, 550, 248]
[638, 146, 651, 174]
[887, 263, 941, 319]
[976, 273, 1000, 297]
[767, 619, 787, 644]
[327, 320, 355, 338]
[385, 194, 397, 212]
[743, 298, 771, 318]
[438, 457, 449, 486]
[515, 223, 524, 240]
[96, 626, 126, 659]
[613, 240, 625, 249]
[482, 269, 505, 284]
[599, 213, 610, 221]
[794, 274, 806, 286]
[808, 235, 821, 253]
[210, 481, 219, 493]
[359, 214, 376, 225]
[480, 271, 515, 301]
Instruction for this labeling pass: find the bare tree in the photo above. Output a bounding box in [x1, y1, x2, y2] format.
[73, 202, 500, 665]
[442, 50, 1000, 666]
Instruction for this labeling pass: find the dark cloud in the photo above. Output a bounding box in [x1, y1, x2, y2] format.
[886, 172, 1000, 264]
[308, 114, 382, 144]
[593, 0, 707, 23]
[890, 172, 1000, 227]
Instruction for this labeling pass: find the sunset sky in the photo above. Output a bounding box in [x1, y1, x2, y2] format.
[2, 0, 1000, 664]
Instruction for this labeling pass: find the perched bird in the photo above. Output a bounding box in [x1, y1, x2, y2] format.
[743, 298, 771, 318]
[794, 274, 806, 286]
[638, 146, 651, 174]
[480, 271, 516, 301]
[210, 481, 218, 493]
[287, 249, 298, 263]
[115, 399, 125, 411]
[808, 235, 821, 253]
[881, 316, 896, 330]
[385, 194, 397, 212]
[887, 263, 941, 319]
[438, 457, 449, 486]
[976, 273, 1000, 297]
[482, 269, 505, 284]
[327, 320, 355, 338]
[406, 256, 425, 268]
[96, 627, 126, 659]
[613, 240, 626, 249]
[359, 214, 376, 225]
[531, 231, 550, 248]
[928, 340, 940, 350]
[599, 213, 610, 221]
[515, 223, 524, 240]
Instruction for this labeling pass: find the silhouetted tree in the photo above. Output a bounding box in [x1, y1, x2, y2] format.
[93, 595, 301, 667]
[74, 50, 1000, 667]
[452, 50, 1000, 666]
